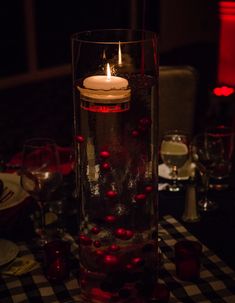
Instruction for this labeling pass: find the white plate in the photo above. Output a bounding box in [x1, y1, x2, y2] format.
[158, 161, 195, 180]
[0, 173, 29, 211]
[0, 239, 19, 266]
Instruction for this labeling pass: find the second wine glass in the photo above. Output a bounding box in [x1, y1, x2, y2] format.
[20, 138, 62, 246]
[191, 133, 220, 211]
[160, 130, 189, 192]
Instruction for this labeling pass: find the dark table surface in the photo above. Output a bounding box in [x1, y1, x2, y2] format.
[159, 179, 235, 271]
[0, 171, 235, 303]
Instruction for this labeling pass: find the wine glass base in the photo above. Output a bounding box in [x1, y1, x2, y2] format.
[209, 183, 229, 191]
[198, 199, 218, 212]
[168, 186, 180, 192]
[168, 183, 183, 192]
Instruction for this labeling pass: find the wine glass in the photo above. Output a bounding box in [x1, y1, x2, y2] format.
[206, 125, 234, 190]
[191, 133, 221, 211]
[160, 130, 189, 192]
[20, 138, 62, 246]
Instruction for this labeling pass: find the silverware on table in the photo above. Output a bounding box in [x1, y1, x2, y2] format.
[0, 187, 14, 203]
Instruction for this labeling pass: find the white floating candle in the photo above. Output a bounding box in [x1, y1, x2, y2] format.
[83, 75, 128, 90]
[77, 63, 130, 104]
[83, 63, 128, 90]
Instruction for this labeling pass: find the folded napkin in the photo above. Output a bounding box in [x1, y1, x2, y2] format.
[1, 256, 39, 276]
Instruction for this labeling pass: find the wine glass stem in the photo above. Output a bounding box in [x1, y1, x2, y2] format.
[198, 173, 218, 211]
[203, 173, 209, 200]
[38, 201, 47, 245]
[169, 165, 180, 191]
[172, 165, 178, 186]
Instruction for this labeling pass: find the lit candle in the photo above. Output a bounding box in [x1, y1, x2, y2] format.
[83, 63, 128, 91]
[77, 61, 130, 112]
[118, 42, 122, 66]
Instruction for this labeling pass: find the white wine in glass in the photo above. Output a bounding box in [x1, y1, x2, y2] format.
[160, 131, 189, 191]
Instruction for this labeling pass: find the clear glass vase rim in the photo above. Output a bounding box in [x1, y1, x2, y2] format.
[71, 29, 157, 44]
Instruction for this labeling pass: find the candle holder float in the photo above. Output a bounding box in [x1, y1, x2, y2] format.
[72, 29, 159, 303]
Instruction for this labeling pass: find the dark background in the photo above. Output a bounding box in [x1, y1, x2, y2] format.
[0, 0, 220, 158]
[0, 0, 218, 78]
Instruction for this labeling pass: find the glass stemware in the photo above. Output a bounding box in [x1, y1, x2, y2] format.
[160, 130, 189, 192]
[206, 125, 234, 190]
[191, 133, 222, 211]
[20, 138, 62, 246]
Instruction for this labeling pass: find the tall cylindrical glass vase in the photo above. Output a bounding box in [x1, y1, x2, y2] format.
[72, 29, 159, 303]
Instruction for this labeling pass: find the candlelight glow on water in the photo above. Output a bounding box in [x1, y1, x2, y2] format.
[76, 63, 131, 113]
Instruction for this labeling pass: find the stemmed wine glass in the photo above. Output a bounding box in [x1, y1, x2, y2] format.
[206, 126, 234, 190]
[160, 130, 189, 192]
[20, 138, 62, 246]
[191, 133, 221, 211]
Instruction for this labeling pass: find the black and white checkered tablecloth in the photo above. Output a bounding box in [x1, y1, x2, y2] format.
[0, 215, 235, 303]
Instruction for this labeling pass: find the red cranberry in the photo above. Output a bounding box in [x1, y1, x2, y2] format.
[91, 226, 101, 234]
[125, 230, 134, 240]
[106, 190, 117, 198]
[75, 135, 85, 143]
[109, 244, 120, 252]
[93, 240, 101, 248]
[131, 257, 143, 266]
[126, 263, 134, 270]
[145, 185, 153, 193]
[104, 215, 117, 223]
[115, 228, 127, 239]
[95, 249, 105, 256]
[100, 151, 110, 158]
[101, 162, 111, 170]
[103, 254, 119, 266]
[134, 193, 146, 202]
[132, 130, 139, 137]
[79, 234, 92, 246]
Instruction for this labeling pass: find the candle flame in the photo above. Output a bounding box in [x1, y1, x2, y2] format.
[103, 49, 106, 60]
[107, 63, 111, 80]
[118, 42, 122, 65]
